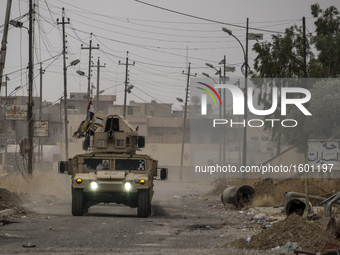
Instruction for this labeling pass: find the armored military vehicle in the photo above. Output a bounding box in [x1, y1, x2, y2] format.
[58, 113, 167, 217]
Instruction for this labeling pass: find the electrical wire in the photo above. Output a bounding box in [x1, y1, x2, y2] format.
[134, 0, 287, 34]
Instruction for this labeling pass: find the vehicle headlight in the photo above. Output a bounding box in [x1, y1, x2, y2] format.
[91, 181, 98, 190]
[124, 182, 132, 191]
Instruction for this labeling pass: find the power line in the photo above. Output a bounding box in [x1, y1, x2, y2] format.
[51, 0, 305, 27]
[135, 0, 287, 34]
[131, 90, 181, 112]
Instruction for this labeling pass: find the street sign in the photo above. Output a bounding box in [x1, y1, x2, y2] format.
[248, 33, 263, 40]
[308, 139, 340, 170]
[33, 121, 49, 137]
[225, 66, 236, 72]
[5, 105, 27, 120]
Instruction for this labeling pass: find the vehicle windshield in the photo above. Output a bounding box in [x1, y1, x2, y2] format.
[115, 159, 145, 171]
[83, 159, 110, 170]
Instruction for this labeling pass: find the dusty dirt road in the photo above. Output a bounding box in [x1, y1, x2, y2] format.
[0, 179, 288, 255]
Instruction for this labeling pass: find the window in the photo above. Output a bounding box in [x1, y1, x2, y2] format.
[251, 137, 259, 141]
[97, 160, 110, 170]
[105, 118, 119, 132]
[126, 137, 130, 146]
[83, 95, 87, 99]
[70, 95, 75, 99]
[52, 127, 57, 136]
[115, 159, 145, 171]
[98, 139, 106, 147]
[116, 139, 124, 147]
[261, 137, 269, 141]
[127, 106, 133, 115]
[150, 111, 154, 116]
[67, 105, 75, 109]
[83, 159, 110, 170]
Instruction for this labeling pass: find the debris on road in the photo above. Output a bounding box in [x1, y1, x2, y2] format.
[0, 219, 18, 226]
[221, 185, 255, 208]
[254, 213, 266, 220]
[22, 242, 36, 248]
[271, 242, 302, 251]
[0, 188, 24, 211]
[224, 213, 339, 251]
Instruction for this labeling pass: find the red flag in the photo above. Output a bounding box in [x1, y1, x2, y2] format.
[87, 98, 94, 121]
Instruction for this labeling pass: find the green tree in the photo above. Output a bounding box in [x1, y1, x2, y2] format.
[250, 24, 313, 153]
[311, 4, 340, 77]
[250, 4, 340, 153]
[284, 79, 340, 152]
[252, 25, 313, 79]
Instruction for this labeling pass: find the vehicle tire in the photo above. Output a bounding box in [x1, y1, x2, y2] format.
[138, 189, 151, 218]
[72, 188, 84, 216]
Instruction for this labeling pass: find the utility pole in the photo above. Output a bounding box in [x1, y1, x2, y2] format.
[218, 68, 222, 166]
[302, 17, 308, 79]
[242, 18, 249, 177]
[27, 0, 34, 176]
[222, 55, 226, 166]
[57, 8, 70, 161]
[302, 16, 310, 219]
[59, 96, 63, 149]
[180, 63, 196, 180]
[119, 51, 135, 118]
[4, 75, 8, 168]
[236, 79, 242, 168]
[92, 57, 105, 111]
[81, 34, 99, 106]
[0, 0, 12, 94]
[39, 63, 45, 163]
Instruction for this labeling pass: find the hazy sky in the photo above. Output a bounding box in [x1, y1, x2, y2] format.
[1, 0, 339, 111]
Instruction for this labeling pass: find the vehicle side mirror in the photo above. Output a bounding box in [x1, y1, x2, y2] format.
[137, 136, 145, 148]
[58, 161, 68, 174]
[160, 168, 168, 180]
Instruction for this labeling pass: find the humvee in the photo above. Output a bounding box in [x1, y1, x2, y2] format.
[58, 113, 167, 217]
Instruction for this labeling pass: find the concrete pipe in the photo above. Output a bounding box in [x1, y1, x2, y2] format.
[221, 185, 255, 207]
[285, 198, 313, 216]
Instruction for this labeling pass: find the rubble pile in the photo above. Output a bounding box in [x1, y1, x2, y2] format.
[225, 213, 339, 251]
[0, 188, 24, 211]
